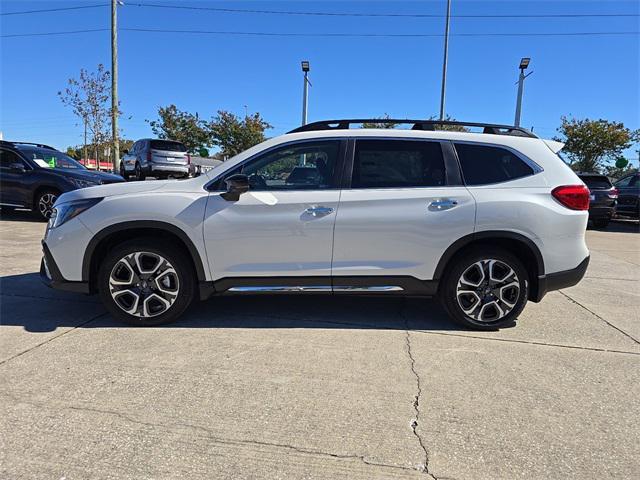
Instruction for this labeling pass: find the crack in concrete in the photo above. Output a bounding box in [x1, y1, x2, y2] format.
[559, 291, 640, 345]
[0, 394, 420, 474]
[0, 312, 109, 367]
[401, 302, 438, 480]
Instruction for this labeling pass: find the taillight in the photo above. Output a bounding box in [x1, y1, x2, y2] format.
[186, 154, 191, 164]
[552, 185, 590, 210]
[146, 150, 152, 162]
[608, 187, 619, 199]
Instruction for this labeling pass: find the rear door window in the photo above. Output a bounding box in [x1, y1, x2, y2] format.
[351, 139, 446, 188]
[454, 143, 535, 186]
[150, 140, 187, 152]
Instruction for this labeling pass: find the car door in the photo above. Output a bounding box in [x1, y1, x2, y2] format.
[0, 148, 31, 207]
[203, 139, 345, 286]
[331, 138, 476, 288]
[615, 174, 639, 215]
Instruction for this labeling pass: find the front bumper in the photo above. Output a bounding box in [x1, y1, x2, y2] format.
[41, 241, 90, 294]
[532, 255, 590, 302]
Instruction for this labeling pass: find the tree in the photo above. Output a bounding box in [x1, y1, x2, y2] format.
[362, 114, 398, 129]
[58, 64, 112, 163]
[147, 105, 211, 154]
[428, 115, 469, 132]
[208, 111, 271, 157]
[555, 117, 639, 173]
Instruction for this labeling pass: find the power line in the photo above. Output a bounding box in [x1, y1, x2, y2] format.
[2, 28, 638, 39]
[0, 4, 108, 16]
[128, 2, 640, 19]
[2, 2, 638, 19]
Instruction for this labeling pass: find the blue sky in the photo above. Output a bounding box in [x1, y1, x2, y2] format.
[1, 0, 639, 160]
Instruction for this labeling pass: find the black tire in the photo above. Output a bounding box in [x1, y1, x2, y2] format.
[592, 218, 610, 229]
[119, 163, 129, 180]
[34, 189, 59, 221]
[98, 239, 196, 326]
[134, 162, 146, 181]
[439, 247, 529, 330]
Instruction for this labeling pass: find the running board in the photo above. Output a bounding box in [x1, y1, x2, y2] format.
[226, 285, 403, 293]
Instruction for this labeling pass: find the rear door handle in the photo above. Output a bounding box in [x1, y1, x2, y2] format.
[428, 199, 458, 211]
[304, 206, 334, 217]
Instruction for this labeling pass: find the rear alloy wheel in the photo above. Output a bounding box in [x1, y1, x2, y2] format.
[98, 240, 195, 326]
[441, 248, 528, 330]
[36, 190, 58, 221]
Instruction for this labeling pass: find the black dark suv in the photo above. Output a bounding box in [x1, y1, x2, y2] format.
[577, 173, 618, 228]
[0, 141, 124, 220]
[614, 172, 640, 218]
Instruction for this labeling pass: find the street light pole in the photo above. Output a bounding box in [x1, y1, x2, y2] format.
[514, 57, 532, 127]
[111, 0, 120, 173]
[438, 0, 452, 121]
[301, 61, 310, 125]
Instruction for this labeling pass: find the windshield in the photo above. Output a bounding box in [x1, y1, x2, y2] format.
[17, 146, 86, 170]
[150, 140, 187, 152]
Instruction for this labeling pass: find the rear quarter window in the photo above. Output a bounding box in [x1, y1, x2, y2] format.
[454, 143, 535, 186]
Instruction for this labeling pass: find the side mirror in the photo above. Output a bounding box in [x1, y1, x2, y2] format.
[9, 163, 26, 174]
[221, 173, 249, 201]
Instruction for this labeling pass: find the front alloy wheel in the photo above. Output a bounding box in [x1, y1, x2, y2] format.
[109, 252, 180, 318]
[37, 191, 57, 220]
[98, 240, 195, 326]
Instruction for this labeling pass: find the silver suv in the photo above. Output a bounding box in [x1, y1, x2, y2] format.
[120, 139, 191, 180]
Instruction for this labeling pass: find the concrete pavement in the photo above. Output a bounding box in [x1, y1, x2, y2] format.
[1, 211, 638, 479]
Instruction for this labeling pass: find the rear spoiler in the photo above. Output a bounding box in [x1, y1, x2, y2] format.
[542, 139, 565, 154]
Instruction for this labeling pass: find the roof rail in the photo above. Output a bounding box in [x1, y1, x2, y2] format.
[288, 119, 537, 138]
[0, 140, 57, 150]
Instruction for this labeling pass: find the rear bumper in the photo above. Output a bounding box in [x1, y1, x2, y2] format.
[588, 205, 615, 219]
[150, 163, 189, 175]
[532, 255, 589, 302]
[40, 241, 89, 294]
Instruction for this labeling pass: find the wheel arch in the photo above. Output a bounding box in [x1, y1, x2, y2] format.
[32, 184, 62, 208]
[434, 231, 545, 302]
[82, 221, 207, 293]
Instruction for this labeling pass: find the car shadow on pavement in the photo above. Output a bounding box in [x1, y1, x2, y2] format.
[0, 209, 42, 223]
[0, 273, 471, 333]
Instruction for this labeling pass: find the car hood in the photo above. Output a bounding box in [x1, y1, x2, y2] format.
[56, 180, 168, 204]
[49, 168, 124, 184]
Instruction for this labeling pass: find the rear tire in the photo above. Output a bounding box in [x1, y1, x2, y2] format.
[440, 247, 529, 330]
[98, 239, 196, 326]
[134, 162, 146, 181]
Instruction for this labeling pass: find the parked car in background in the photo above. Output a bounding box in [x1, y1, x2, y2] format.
[120, 139, 190, 180]
[41, 119, 590, 331]
[577, 173, 618, 228]
[0, 141, 124, 220]
[614, 172, 640, 218]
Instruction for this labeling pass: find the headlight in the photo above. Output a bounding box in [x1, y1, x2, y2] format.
[69, 178, 99, 189]
[49, 198, 102, 229]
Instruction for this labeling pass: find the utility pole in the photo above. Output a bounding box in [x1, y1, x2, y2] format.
[514, 57, 532, 127]
[301, 61, 310, 125]
[83, 119, 87, 166]
[111, 0, 120, 173]
[439, 0, 452, 121]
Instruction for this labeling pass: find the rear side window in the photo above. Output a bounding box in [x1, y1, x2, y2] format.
[580, 175, 612, 190]
[454, 143, 535, 186]
[352, 139, 446, 188]
[150, 140, 187, 152]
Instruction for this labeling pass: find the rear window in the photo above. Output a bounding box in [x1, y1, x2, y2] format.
[454, 143, 535, 186]
[150, 140, 187, 152]
[352, 139, 446, 188]
[579, 175, 612, 190]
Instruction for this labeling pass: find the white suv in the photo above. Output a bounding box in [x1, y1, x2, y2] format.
[41, 120, 590, 330]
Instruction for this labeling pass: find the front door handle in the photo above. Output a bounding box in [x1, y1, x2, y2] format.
[428, 199, 458, 211]
[304, 206, 334, 217]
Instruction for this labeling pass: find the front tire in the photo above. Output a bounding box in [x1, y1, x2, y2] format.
[119, 162, 129, 180]
[35, 189, 59, 221]
[440, 248, 529, 330]
[98, 239, 196, 326]
[134, 162, 146, 181]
